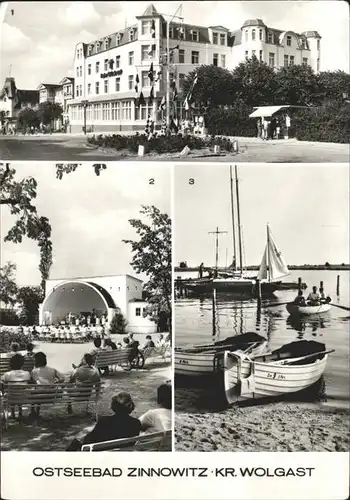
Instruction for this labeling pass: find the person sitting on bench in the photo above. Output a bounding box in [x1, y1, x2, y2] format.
[66, 392, 141, 451]
[31, 352, 64, 385]
[72, 338, 102, 369]
[1, 354, 32, 420]
[139, 383, 172, 432]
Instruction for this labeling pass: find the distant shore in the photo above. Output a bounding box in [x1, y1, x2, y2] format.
[175, 265, 350, 272]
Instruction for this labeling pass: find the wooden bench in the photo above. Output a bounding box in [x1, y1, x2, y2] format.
[81, 430, 171, 452]
[143, 344, 171, 363]
[1, 382, 103, 428]
[94, 349, 132, 372]
[0, 357, 34, 378]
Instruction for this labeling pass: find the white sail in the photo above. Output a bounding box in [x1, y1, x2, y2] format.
[257, 247, 268, 280]
[267, 228, 289, 281]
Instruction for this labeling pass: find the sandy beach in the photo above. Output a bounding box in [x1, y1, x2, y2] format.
[175, 384, 350, 452]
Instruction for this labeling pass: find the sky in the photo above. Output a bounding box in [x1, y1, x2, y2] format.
[1, 163, 170, 286]
[0, 1, 348, 89]
[174, 164, 349, 267]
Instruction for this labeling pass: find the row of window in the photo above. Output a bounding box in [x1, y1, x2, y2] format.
[244, 50, 311, 68]
[244, 29, 319, 50]
[70, 100, 185, 122]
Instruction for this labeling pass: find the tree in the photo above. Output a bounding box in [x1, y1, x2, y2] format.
[109, 310, 128, 335]
[0, 261, 18, 308]
[123, 205, 171, 331]
[317, 70, 350, 104]
[17, 286, 44, 325]
[17, 107, 40, 130]
[182, 65, 236, 108]
[37, 101, 63, 126]
[231, 57, 277, 106]
[0, 163, 53, 294]
[274, 64, 319, 105]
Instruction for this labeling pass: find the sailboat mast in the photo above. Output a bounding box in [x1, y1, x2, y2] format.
[266, 224, 271, 282]
[234, 165, 243, 274]
[229, 165, 237, 271]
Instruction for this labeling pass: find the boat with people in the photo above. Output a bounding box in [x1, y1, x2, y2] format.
[218, 339, 333, 405]
[175, 332, 267, 376]
[286, 302, 332, 315]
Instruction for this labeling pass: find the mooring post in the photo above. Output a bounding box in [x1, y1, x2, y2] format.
[256, 279, 262, 308]
[336, 275, 340, 296]
[320, 280, 324, 290]
[212, 287, 217, 336]
[298, 277, 302, 291]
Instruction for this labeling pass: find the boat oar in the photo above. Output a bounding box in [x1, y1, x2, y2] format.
[261, 301, 290, 308]
[280, 349, 335, 365]
[330, 303, 350, 312]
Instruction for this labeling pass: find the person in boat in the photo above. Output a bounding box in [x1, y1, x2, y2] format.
[294, 290, 306, 306]
[319, 287, 332, 304]
[307, 286, 320, 305]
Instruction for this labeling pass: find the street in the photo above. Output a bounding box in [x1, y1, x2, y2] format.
[0, 134, 349, 162]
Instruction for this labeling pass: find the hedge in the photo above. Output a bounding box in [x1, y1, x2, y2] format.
[87, 133, 236, 153]
[294, 103, 350, 143]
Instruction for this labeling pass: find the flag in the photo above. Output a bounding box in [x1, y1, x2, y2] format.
[183, 72, 198, 110]
[149, 85, 154, 105]
[155, 70, 162, 83]
[148, 44, 156, 56]
[159, 96, 166, 111]
[148, 63, 154, 82]
[137, 91, 146, 107]
[151, 19, 156, 38]
[135, 74, 140, 95]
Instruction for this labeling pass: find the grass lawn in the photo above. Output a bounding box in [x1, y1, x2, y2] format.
[1, 338, 172, 451]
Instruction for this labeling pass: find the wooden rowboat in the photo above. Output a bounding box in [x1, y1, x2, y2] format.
[219, 340, 333, 405]
[175, 332, 267, 376]
[286, 302, 331, 315]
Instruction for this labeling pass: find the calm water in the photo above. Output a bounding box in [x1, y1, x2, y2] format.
[175, 270, 350, 407]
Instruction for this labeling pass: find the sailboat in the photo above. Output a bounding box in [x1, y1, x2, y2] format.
[183, 166, 290, 295]
[212, 166, 290, 294]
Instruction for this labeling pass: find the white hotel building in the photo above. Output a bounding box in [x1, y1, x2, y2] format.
[68, 4, 321, 133]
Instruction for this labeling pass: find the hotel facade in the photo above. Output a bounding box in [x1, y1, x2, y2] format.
[65, 4, 321, 132]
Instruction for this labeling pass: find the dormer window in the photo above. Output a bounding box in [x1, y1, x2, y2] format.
[213, 32, 218, 44]
[96, 41, 101, 52]
[286, 35, 292, 46]
[87, 45, 92, 56]
[116, 33, 122, 45]
[220, 33, 225, 45]
[129, 28, 135, 41]
[104, 38, 110, 50]
[191, 30, 198, 42]
[267, 31, 273, 43]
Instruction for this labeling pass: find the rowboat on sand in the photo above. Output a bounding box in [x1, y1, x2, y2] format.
[286, 302, 332, 315]
[218, 340, 334, 405]
[175, 332, 267, 376]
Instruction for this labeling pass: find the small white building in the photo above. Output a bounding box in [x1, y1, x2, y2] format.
[0, 77, 39, 128]
[39, 274, 157, 334]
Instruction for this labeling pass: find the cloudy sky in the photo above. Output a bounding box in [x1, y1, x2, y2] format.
[174, 164, 349, 267]
[1, 163, 170, 286]
[0, 1, 348, 89]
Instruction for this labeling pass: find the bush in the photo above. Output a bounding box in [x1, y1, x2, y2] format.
[0, 327, 29, 353]
[109, 310, 128, 335]
[294, 102, 350, 143]
[206, 103, 256, 137]
[87, 132, 236, 154]
[0, 309, 20, 326]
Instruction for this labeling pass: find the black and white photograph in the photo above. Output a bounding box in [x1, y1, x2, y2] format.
[174, 163, 349, 452]
[0, 1, 349, 162]
[0, 161, 172, 451]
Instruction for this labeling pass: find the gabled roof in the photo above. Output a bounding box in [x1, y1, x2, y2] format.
[59, 77, 74, 85]
[209, 25, 229, 32]
[302, 30, 321, 38]
[140, 4, 160, 17]
[37, 83, 62, 90]
[17, 89, 39, 104]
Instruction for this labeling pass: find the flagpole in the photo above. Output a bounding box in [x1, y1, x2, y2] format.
[166, 19, 170, 132]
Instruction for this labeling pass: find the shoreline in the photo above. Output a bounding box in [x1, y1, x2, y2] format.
[175, 393, 350, 452]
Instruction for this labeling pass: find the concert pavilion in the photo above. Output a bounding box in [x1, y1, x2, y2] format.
[39, 273, 157, 334]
